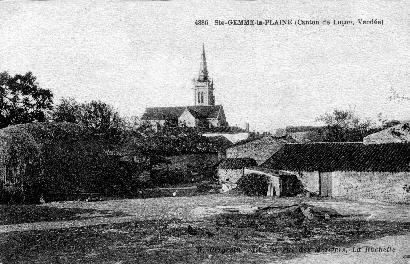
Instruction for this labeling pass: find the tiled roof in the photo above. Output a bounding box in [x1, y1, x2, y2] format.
[218, 158, 258, 169]
[262, 142, 410, 172]
[141, 105, 223, 120]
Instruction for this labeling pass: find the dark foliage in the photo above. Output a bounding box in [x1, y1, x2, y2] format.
[0, 71, 53, 128]
[316, 109, 374, 142]
[0, 122, 136, 203]
[53, 98, 125, 143]
[237, 173, 269, 196]
[150, 169, 188, 187]
[40, 141, 128, 200]
[124, 126, 223, 156]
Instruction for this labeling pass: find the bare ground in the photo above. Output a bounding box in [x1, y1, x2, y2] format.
[0, 194, 409, 263]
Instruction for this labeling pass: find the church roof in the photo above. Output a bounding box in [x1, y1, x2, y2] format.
[141, 105, 223, 121]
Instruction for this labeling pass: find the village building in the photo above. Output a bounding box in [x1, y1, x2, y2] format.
[261, 142, 410, 203]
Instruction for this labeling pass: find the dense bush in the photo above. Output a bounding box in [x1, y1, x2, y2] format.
[40, 140, 128, 200]
[237, 173, 269, 196]
[0, 122, 133, 203]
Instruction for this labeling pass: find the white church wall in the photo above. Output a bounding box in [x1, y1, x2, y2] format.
[178, 109, 197, 127]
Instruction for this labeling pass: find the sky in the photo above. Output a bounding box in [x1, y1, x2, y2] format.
[0, 0, 409, 131]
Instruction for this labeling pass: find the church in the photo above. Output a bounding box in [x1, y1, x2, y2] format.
[142, 45, 229, 129]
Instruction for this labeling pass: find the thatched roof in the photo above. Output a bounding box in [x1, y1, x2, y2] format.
[262, 142, 410, 172]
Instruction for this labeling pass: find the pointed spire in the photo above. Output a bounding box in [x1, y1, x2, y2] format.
[198, 43, 208, 81]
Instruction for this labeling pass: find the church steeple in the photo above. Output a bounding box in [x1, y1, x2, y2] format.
[198, 44, 208, 81]
[193, 44, 215, 106]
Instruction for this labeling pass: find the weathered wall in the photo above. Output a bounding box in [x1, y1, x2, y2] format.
[332, 171, 410, 203]
[291, 170, 410, 203]
[295, 171, 320, 195]
[218, 168, 243, 183]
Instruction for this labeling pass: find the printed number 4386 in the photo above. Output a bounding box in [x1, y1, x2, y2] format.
[195, 20, 209, 25]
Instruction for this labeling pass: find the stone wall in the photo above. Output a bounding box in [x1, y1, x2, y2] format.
[332, 171, 410, 203]
[292, 170, 410, 203]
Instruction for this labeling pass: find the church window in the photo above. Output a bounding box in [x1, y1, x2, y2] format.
[200, 92, 204, 103]
[197, 92, 201, 103]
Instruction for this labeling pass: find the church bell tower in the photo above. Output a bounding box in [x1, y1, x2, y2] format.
[193, 44, 215, 106]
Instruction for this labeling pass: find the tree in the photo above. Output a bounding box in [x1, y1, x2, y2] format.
[0, 71, 53, 128]
[80, 100, 124, 140]
[53, 97, 81, 123]
[53, 98, 125, 142]
[316, 108, 373, 142]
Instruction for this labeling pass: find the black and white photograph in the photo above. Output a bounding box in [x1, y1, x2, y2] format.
[0, 0, 409, 263]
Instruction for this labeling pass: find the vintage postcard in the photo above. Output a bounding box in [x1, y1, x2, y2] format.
[0, 0, 409, 263]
